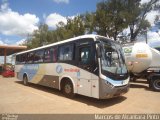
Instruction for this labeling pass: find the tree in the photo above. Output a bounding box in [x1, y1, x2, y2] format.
[23, 24, 49, 49]
[65, 15, 85, 37]
[126, 0, 159, 41]
[82, 12, 95, 34]
[86, 0, 159, 42]
[25, 15, 87, 49]
[93, 0, 129, 40]
[54, 15, 85, 41]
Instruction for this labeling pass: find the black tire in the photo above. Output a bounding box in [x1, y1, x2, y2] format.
[149, 80, 152, 89]
[150, 79, 160, 92]
[23, 75, 28, 86]
[62, 80, 75, 98]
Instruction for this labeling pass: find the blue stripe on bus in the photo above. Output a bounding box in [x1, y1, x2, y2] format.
[18, 64, 39, 81]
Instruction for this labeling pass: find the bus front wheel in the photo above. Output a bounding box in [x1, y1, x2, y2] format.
[62, 80, 74, 98]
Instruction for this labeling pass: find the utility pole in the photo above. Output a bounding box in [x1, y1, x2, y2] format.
[145, 30, 148, 44]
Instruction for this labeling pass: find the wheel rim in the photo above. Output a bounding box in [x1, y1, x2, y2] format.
[153, 80, 160, 90]
[64, 84, 72, 94]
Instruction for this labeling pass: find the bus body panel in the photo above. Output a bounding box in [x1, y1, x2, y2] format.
[15, 62, 100, 98]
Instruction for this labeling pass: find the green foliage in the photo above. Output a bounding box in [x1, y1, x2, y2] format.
[94, 0, 129, 40]
[23, 24, 50, 49]
[82, 12, 95, 34]
[24, 16, 85, 49]
[126, 0, 159, 41]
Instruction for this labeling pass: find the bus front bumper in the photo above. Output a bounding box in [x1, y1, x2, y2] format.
[99, 79, 129, 99]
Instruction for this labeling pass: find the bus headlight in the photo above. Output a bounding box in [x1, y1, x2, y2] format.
[105, 80, 114, 89]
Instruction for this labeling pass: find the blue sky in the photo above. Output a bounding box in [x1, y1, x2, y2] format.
[9, 0, 98, 18]
[0, 0, 99, 45]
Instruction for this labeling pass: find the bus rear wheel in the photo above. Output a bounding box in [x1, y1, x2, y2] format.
[23, 75, 28, 86]
[62, 80, 74, 98]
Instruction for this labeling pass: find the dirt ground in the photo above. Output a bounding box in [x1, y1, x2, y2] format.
[0, 76, 159, 114]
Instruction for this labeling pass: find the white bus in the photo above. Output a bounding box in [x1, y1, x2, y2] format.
[15, 35, 129, 99]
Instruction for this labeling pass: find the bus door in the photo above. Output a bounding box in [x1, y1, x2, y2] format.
[77, 45, 92, 97]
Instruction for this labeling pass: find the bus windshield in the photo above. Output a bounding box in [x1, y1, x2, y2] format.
[98, 38, 127, 75]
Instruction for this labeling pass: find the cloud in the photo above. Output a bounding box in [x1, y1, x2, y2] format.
[0, 40, 5, 45]
[140, 0, 160, 25]
[136, 30, 160, 45]
[1, 0, 10, 12]
[146, 11, 159, 25]
[45, 13, 67, 29]
[148, 30, 160, 46]
[53, 0, 69, 4]
[140, 0, 150, 4]
[141, 0, 160, 4]
[0, 1, 39, 36]
[0, 37, 7, 45]
[16, 38, 26, 45]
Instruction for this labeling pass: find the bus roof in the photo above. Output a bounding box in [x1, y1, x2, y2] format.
[16, 34, 108, 55]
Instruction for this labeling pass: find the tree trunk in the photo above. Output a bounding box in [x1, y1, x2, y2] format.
[130, 25, 136, 42]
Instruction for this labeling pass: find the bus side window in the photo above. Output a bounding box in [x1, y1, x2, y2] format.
[50, 47, 57, 62]
[44, 48, 51, 62]
[58, 44, 73, 61]
[21, 54, 27, 64]
[79, 47, 91, 64]
[26, 52, 34, 64]
[16, 55, 20, 64]
[34, 50, 44, 63]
